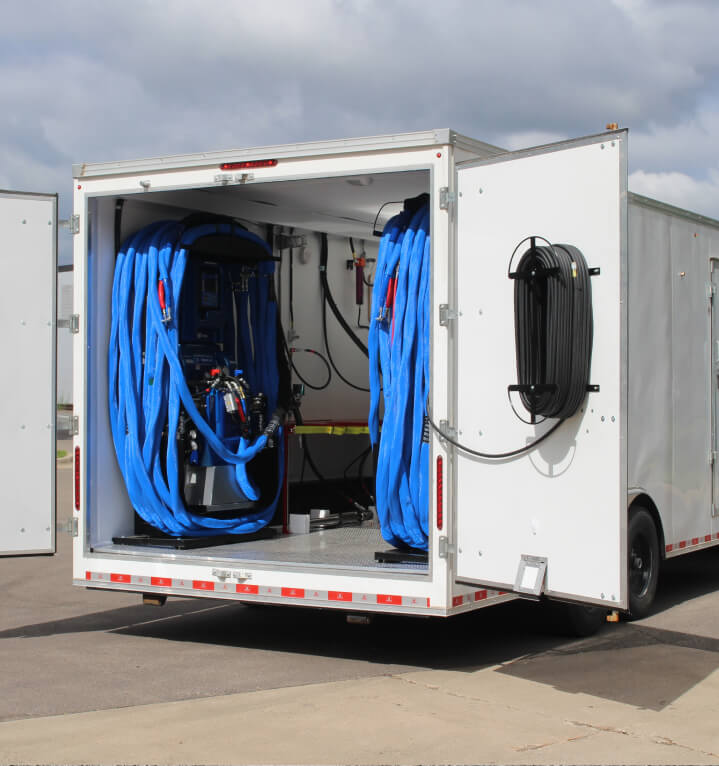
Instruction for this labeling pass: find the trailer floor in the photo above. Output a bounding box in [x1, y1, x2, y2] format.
[92, 523, 429, 574]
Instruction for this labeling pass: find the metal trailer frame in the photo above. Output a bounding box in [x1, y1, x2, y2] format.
[5, 127, 719, 621]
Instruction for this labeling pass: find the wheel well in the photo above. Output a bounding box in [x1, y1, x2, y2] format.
[629, 493, 665, 560]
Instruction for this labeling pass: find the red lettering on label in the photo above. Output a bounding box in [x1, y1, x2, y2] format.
[110, 573, 131, 583]
[85, 571, 91, 580]
[236, 584, 259, 594]
[150, 577, 172, 587]
[192, 580, 214, 591]
[692, 538, 699, 545]
[281, 587, 305, 598]
[666, 544, 674, 552]
[329, 591, 351, 601]
[452, 595, 464, 607]
[705, 535, 712, 542]
[679, 541, 687, 549]
[475, 590, 488, 601]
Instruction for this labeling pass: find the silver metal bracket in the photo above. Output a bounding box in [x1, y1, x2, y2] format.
[212, 568, 252, 581]
[708, 283, 716, 301]
[438, 536, 456, 559]
[514, 554, 547, 598]
[58, 518, 78, 537]
[276, 233, 308, 250]
[60, 215, 80, 235]
[439, 304, 458, 326]
[710, 451, 717, 466]
[214, 172, 255, 186]
[438, 419, 457, 442]
[439, 187, 456, 210]
[71, 415, 79, 436]
[57, 314, 79, 334]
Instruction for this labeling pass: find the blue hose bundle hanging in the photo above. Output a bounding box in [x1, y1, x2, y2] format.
[108, 219, 284, 537]
[368, 199, 430, 550]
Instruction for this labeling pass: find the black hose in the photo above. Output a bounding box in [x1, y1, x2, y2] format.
[513, 243, 593, 419]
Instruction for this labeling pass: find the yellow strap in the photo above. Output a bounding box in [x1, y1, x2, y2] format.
[293, 425, 369, 436]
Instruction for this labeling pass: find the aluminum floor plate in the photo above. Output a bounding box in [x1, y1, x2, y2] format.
[93, 524, 429, 574]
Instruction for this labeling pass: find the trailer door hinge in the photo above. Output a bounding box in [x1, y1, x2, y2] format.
[712, 503, 719, 518]
[708, 283, 716, 301]
[439, 304, 458, 326]
[710, 451, 717, 466]
[71, 415, 79, 436]
[58, 517, 78, 537]
[438, 536, 456, 559]
[57, 314, 79, 333]
[60, 215, 80, 235]
[439, 187, 456, 210]
[438, 419, 457, 442]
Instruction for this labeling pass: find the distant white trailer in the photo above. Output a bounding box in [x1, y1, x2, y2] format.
[4, 129, 719, 637]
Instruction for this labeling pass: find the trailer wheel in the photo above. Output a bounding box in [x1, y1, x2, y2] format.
[628, 506, 660, 619]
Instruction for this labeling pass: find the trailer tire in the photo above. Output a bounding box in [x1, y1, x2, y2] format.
[628, 506, 660, 619]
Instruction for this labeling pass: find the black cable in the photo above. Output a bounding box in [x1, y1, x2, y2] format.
[372, 200, 403, 237]
[288, 227, 295, 328]
[513, 242, 593, 419]
[322, 296, 370, 392]
[114, 199, 124, 258]
[289, 347, 331, 391]
[319, 233, 368, 358]
[426, 409, 565, 460]
[357, 306, 369, 330]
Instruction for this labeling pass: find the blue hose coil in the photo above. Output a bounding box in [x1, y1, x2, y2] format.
[369, 204, 430, 550]
[109, 220, 283, 537]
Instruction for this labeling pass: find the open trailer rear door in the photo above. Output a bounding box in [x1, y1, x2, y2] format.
[453, 131, 628, 609]
[0, 190, 57, 555]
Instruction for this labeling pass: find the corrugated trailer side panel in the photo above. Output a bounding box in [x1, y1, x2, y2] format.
[628, 194, 719, 555]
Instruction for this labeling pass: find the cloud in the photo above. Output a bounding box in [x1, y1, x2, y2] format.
[1, 0, 718, 219]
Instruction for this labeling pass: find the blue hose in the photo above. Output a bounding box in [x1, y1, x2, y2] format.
[109, 220, 283, 537]
[369, 204, 430, 550]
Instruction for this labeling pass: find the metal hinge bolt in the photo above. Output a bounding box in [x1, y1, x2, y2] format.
[71, 415, 79, 436]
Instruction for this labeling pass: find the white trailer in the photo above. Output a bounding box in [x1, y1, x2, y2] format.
[4, 129, 719, 632]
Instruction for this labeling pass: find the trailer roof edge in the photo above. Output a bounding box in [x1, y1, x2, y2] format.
[629, 191, 719, 231]
[72, 129, 504, 179]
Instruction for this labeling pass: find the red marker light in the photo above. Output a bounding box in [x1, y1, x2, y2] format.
[157, 280, 166, 311]
[220, 159, 278, 170]
[436, 456, 443, 530]
[74, 447, 81, 511]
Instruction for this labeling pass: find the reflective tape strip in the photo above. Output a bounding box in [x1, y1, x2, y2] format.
[666, 532, 719, 554]
[84, 570, 509, 613]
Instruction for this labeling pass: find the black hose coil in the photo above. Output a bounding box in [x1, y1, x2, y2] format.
[513, 243, 593, 420]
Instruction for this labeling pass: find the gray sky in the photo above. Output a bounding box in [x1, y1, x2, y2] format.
[2, 0, 718, 222]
